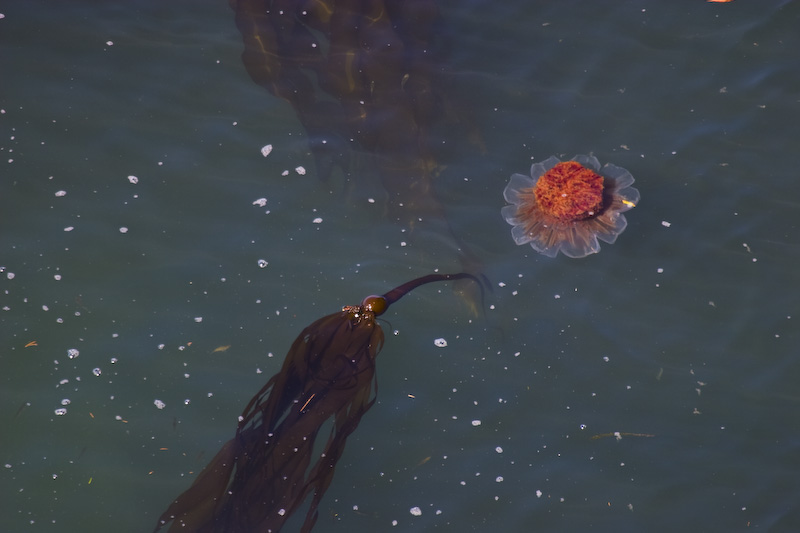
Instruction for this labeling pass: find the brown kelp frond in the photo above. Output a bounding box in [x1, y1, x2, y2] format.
[222, 310, 384, 531]
[154, 273, 473, 533]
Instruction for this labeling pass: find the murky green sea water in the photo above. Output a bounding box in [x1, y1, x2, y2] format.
[2, 1, 800, 531]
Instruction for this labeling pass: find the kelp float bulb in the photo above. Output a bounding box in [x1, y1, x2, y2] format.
[360, 295, 388, 316]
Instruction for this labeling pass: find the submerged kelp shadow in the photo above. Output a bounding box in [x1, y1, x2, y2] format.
[228, 0, 485, 283]
[154, 273, 482, 533]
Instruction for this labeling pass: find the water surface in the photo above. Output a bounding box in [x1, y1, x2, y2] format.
[2, 1, 799, 531]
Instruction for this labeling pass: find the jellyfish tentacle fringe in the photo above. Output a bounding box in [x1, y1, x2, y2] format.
[154, 272, 482, 533]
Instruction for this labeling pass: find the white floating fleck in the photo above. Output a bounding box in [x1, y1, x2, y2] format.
[119, 227, 128, 234]
[495, 476, 504, 482]
[110, 357, 118, 363]
[92, 368, 102, 377]
[64, 226, 74, 232]
[128, 175, 138, 184]
[260, 144, 273, 157]
[295, 166, 306, 175]
[42, 305, 49, 311]
[54, 408, 67, 416]
[409, 506, 422, 517]
[54, 274, 61, 281]
[312, 217, 323, 224]
[535, 490, 543, 498]
[281, 170, 289, 176]
[61, 398, 71, 406]
[434, 338, 447, 348]
[277, 508, 286, 516]
[154, 399, 166, 410]
[495, 446, 503, 453]
[55, 190, 67, 197]
[67, 348, 79, 359]
[106, 40, 114, 46]
[661, 220, 671, 228]
[257, 259, 268, 268]
[252, 197, 267, 207]
[471, 419, 482, 426]
[194, 317, 203, 323]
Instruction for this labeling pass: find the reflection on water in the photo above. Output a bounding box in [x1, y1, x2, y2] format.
[2, 1, 800, 531]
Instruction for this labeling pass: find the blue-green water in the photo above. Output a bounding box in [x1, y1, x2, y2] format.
[2, 1, 800, 531]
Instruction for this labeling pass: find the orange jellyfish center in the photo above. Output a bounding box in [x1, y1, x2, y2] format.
[533, 161, 604, 222]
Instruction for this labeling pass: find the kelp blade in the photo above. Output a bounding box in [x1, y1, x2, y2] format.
[155, 310, 383, 532]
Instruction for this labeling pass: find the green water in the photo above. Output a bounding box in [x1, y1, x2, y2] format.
[2, 1, 800, 531]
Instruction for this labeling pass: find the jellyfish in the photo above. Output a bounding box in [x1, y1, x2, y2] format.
[154, 272, 483, 533]
[501, 155, 640, 258]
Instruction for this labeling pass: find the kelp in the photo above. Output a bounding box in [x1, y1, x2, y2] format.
[228, 0, 484, 280]
[154, 273, 482, 533]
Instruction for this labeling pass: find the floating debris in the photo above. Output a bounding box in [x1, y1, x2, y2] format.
[260, 144, 273, 157]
